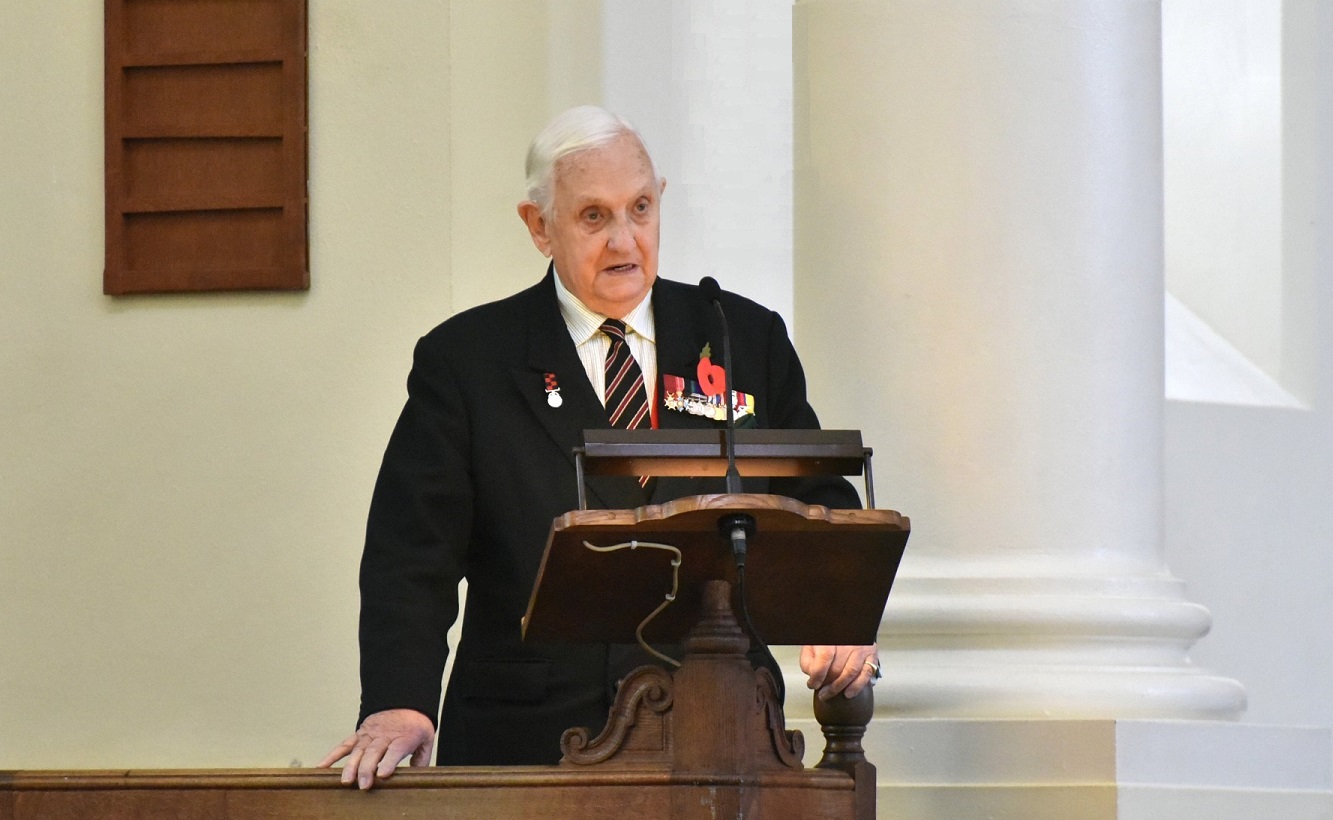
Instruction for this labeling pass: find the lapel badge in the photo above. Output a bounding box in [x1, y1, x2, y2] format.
[544, 372, 563, 408]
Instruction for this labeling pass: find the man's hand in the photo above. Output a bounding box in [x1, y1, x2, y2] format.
[800, 644, 879, 701]
[317, 708, 435, 790]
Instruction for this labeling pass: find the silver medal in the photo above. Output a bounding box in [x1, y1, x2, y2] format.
[547, 391, 563, 408]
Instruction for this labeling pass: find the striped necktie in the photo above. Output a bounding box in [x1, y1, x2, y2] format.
[601, 319, 652, 489]
[601, 319, 650, 430]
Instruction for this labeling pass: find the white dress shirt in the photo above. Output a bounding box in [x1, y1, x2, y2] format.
[552, 271, 658, 407]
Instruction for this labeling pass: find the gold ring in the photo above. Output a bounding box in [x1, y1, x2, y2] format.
[864, 660, 881, 680]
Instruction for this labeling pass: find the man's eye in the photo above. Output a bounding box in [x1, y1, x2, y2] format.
[583, 210, 602, 223]
[634, 200, 650, 214]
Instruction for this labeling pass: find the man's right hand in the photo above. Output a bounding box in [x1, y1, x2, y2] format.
[317, 708, 435, 790]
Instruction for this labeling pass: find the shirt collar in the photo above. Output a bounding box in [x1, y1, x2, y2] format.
[553, 267, 657, 345]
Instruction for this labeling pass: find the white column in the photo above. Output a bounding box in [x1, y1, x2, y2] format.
[792, 0, 1245, 719]
[601, 0, 797, 326]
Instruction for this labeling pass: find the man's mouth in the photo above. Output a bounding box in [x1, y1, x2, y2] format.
[603, 263, 638, 273]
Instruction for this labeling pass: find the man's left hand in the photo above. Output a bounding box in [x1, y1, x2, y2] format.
[800, 644, 879, 701]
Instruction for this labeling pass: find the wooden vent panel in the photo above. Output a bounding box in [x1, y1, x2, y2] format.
[122, 64, 286, 136]
[106, 0, 307, 295]
[124, 0, 288, 56]
[124, 138, 285, 211]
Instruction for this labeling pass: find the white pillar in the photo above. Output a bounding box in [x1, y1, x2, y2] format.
[601, 0, 797, 326]
[792, 0, 1245, 719]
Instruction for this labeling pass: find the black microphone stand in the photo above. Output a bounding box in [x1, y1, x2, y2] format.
[702, 277, 778, 700]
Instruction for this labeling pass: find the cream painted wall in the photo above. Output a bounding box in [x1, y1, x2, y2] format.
[0, 2, 454, 767]
[448, 1, 587, 312]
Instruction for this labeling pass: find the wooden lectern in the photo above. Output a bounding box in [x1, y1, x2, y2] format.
[1, 432, 909, 820]
[521, 429, 908, 817]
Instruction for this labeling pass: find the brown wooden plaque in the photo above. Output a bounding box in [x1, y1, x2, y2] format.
[104, 0, 308, 294]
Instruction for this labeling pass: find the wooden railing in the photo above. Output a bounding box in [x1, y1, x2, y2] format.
[0, 688, 874, 820]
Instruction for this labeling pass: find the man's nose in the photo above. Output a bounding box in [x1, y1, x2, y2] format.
[606, 215, 634, 251]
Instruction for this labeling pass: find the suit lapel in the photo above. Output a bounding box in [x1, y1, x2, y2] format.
[512, 268, 645, 512]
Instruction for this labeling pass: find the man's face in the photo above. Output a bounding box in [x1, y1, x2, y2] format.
[519, 135, 664, 319]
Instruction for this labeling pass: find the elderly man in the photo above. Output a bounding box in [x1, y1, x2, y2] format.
[320, 107, 878, 789]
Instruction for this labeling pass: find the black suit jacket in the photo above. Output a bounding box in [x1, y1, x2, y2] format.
[357, 269, 859, 765]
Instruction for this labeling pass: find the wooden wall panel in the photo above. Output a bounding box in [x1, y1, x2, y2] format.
[123, 138, 285, 211]
[124, 0, 287, 56]
[105, 0, 307, 295]
[127, 209, 284, 265]
[123, 64, 285, 135]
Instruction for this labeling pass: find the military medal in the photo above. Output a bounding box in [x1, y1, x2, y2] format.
[544, 372, 563, 408]
[663, 372, 755, 422]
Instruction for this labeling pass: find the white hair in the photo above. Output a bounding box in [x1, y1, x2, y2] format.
[524, 106, 659, 216]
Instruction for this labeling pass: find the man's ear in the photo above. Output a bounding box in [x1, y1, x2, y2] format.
[517, 201, 552, 257]
[659, 177, 668, 198]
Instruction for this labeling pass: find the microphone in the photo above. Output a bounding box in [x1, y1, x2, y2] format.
[700, 277, 772, 698]
[699, 276, 753, 561]
[699, 277, 743, 497]
[699, 275, 722, 304]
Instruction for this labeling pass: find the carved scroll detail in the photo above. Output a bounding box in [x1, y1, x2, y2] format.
[756, 667, 805, 769]
[560, 665, 674, 767]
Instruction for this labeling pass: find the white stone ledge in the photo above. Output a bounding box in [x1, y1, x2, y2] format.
[875, 667, 1247, 719]
[787, 717, 1333, 819]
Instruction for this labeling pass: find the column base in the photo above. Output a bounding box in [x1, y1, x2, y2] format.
[782, 717, 1332, 820]
[876, 664, 1247, 720]
[869, 569, 1248, 719]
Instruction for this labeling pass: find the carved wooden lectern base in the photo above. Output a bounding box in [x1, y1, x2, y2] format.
[560, 580, 804, 773]
[548, 578, 877, 818]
